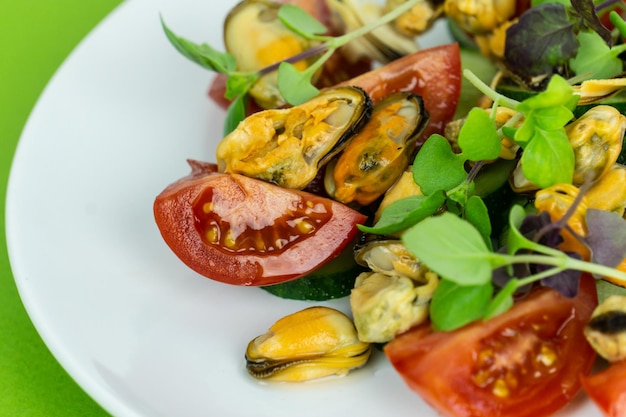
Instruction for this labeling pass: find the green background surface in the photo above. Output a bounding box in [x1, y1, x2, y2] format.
[1, 1, 122, 415]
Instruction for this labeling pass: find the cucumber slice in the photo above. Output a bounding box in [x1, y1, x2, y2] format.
[260, 244, 366, 301]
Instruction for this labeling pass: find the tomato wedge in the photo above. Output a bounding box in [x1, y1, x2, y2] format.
[336, 43, 462, 139]
[581, 359, 626, 417]
[384, 275, 598, 417]
[153, 160, 367, 286]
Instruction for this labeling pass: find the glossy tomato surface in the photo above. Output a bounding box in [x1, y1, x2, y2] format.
[581, 359, 626, 417]
[337, 43, 462, 139]
[384, 275, 598, 417]
[154, 160, 367, 286]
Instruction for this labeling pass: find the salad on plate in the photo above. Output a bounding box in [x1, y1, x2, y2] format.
[153, 0, 626, 415]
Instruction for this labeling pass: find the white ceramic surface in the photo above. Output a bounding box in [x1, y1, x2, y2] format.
[6, 0, 601, 416]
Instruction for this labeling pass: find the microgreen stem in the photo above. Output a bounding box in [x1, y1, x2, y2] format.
[326, 0, 424, 49]
[610, 11, 626, 37]
[463, 69, 520, 110]
[499, 252, 626, 286]
[300, 47, 336, 80]
[256, 43, 329, 77]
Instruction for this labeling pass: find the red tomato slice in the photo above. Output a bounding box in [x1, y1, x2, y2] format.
[384, 275, 598, 417]
[581, 359, 626, 417]
[153, 160, 367, 286]
[336, 43, 462, 139]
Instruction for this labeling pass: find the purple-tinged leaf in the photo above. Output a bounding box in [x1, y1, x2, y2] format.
[520, 211, 564, 248]
[538, 260, 582, 298]
[586, 208, 626, 268]
[570, 0, 613, 45]
[505, 3, 578, 77]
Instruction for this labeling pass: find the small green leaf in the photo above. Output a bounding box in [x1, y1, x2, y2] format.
[520, 127, 574, 188]
[223, 95, 248, 135]
[278, 4, 328, 39]
[358, 191, 446, 235]
[517, 75, 576, 113]
[458, 108, 502, 161]
[225, 74, 257, 100]
[430, 279, 493, 331]
[413, 135, 467, 195]
[483, 279, 518, 320]
[506, 205, 539, 255]
[570, 30, 626, 80]
[465, 195, 493, 250]
[277, 62, 320, 105]
[161, 17, 237, 73]
[402, 212, 495, 285]
[530, 106, 574, 131]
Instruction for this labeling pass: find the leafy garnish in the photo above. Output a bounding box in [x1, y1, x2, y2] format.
[402, 205, 626, 331]
[161, 0, 423, 131]
[504, 3, 578, 77]
[570, 30, 626, 80]
[504, 0, 624, 82]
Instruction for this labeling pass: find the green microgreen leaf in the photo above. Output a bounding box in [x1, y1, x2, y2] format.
[224, 74, 257, 100]
[465, 195, 493, 249]
[413, 135, 467, 195]
[402, 212, 501, 286]
[457, 108, 502, 161]
[570, 30, 626, 80]
[429, 279, 494, 331]
[161, 16, 237, 73]
[516, 74, 577, 113]
[519, 127, 574, 187]
[276, 62, 321, 105]
[223, 95, 248, 136]
[278, 4, 329, 39]
[506, 205, 536, 255]
[357, 191, 446, 235]
[483, 279, 517, 320]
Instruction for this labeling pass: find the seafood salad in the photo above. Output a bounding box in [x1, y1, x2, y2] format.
[155, 0, 626, 416]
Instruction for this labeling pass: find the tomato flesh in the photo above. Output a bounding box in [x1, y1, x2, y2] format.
[154, 160, 367, 286]
[337, 43, 462, 139]
[581, 359, 626, 417]
[384, 275, 598, 417]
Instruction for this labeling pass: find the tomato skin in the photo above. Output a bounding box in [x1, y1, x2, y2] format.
[336, 43, 462, 139]
[384, 275, 598, 417]
[581, 360, 626, 417]
[153, 160, 367, 286]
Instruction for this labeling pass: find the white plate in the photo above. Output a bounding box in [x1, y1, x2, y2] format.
[6, 1, 602, 416]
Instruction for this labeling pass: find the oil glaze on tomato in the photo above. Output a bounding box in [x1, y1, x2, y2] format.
[154, 160, 367, 286]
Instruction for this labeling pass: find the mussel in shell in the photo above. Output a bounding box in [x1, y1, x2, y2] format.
[350, 235, 439, 342]
[326, 0, 422, 63]
[223, 0, 317, 109]
[245, 306, 371, 381]
[216, 86, 372, 189]
[324, 92, 429, 206]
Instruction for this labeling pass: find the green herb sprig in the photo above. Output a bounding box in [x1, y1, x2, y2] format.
[161, 0, 423, 133]
[504, 0, 626, 81]
[361, 70, 580, 241]
[402, 204, 626, 331]
[363, 67, 626, 331]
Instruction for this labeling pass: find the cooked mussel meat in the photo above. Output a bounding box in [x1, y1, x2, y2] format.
[224, 0, 317, 109]
[216, 86, 372, 189]
[350, 235, 439, 342]
[324, 92, 429, 206]
[584, 295, 626, 362]
[245, 306, 371, 381]
[327, 0, 421, 63]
